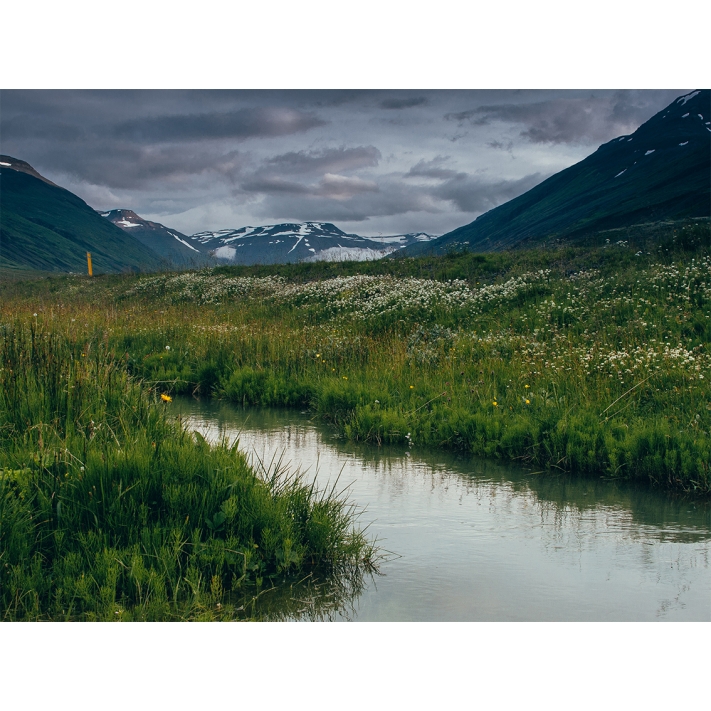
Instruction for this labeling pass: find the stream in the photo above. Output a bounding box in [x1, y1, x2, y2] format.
[175, 398, 711, 621]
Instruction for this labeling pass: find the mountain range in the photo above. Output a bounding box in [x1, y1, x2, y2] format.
[1, 90, 709, 273]
[99, 209, 212, 267]
[103, 213, 437, 266]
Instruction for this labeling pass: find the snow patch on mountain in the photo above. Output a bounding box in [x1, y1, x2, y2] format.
[677, 90, 700, 106]
[213, 246, 237, 260]
[304, 246, 399, 262]
[170, 232, 200, 252]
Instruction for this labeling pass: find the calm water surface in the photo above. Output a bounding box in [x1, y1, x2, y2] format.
[175, 398, 711, 621]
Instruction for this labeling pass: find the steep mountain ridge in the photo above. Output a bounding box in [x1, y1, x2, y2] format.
[0, 156, 164, 273]
[400, 89, 711, 256]
[100, 209, 211, 267]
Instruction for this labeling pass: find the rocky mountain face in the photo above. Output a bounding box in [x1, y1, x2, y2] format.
[401, 89, 711, 256]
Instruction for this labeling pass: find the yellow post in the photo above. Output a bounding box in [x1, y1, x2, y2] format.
[87, 252, 93, 277]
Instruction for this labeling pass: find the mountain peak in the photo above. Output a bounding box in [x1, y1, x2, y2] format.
[99, 208, 207, 265]
[99, 209, 146, 227]
[0, 155, 59, 187]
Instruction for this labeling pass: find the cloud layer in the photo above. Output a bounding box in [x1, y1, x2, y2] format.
[0, 89, 687, 235]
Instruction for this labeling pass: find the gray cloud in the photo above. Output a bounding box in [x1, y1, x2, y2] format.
[380, 96, 429, 110]
[406, 156, 462, 180]
[487, 140, 513, 151]
[113, 107, 327, 142]
[252, 168, 545, 224]
[264, 146, 381, 175]
[433, 172, 545, 213]
[445, 90, 685, 145]
[243, 173, 379, 201]
[0, 114, 85, 142]
[42, 144, 246, 190]
[0, 89, 687, 235]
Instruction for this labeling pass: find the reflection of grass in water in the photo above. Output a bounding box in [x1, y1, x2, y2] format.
[175, 401, 711, 547]
[227, 567, 376, 621]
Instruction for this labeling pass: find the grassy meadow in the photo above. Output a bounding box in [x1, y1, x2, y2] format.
[1, 220, 709, 618]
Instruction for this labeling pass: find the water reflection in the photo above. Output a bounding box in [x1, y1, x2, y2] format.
[223, 568, 373, 622]
[174, 399, 711, 621]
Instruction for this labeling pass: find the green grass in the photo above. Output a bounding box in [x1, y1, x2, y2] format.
[2, 220, 710, 504]
[0, 322, 377, 620]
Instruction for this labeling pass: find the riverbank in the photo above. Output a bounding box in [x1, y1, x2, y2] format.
[172, 399, 711, 621]
[0, 323, 376, 621]
[2, 220, 710, 499]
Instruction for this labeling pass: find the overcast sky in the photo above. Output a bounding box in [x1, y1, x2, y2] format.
[0, 89, 689, 236]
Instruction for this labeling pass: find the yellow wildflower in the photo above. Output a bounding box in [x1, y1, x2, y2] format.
[493, 401, 498, 407]
[161, 393, 172, 403]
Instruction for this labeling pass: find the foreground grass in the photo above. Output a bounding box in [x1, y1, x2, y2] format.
[2, 220, 710, 499]
[0, 323, 376, 621]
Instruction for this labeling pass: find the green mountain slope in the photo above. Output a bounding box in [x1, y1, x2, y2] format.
[0, 157, 164, 273]
[402, 89, 711, 256]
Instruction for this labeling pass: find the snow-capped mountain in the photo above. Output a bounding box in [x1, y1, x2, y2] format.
[190, 222, 438, 264]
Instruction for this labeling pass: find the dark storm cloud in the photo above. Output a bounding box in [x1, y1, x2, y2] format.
[404, 155, 543, 212]
[113, 107, 327, 142]
[444, 90, 684, 145]
[264, 146, 381, 175]
[0, 114, 85, 142]
[380, 96, 429, 110]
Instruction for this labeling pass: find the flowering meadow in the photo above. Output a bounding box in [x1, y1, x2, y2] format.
[3, 220, 710, 505]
